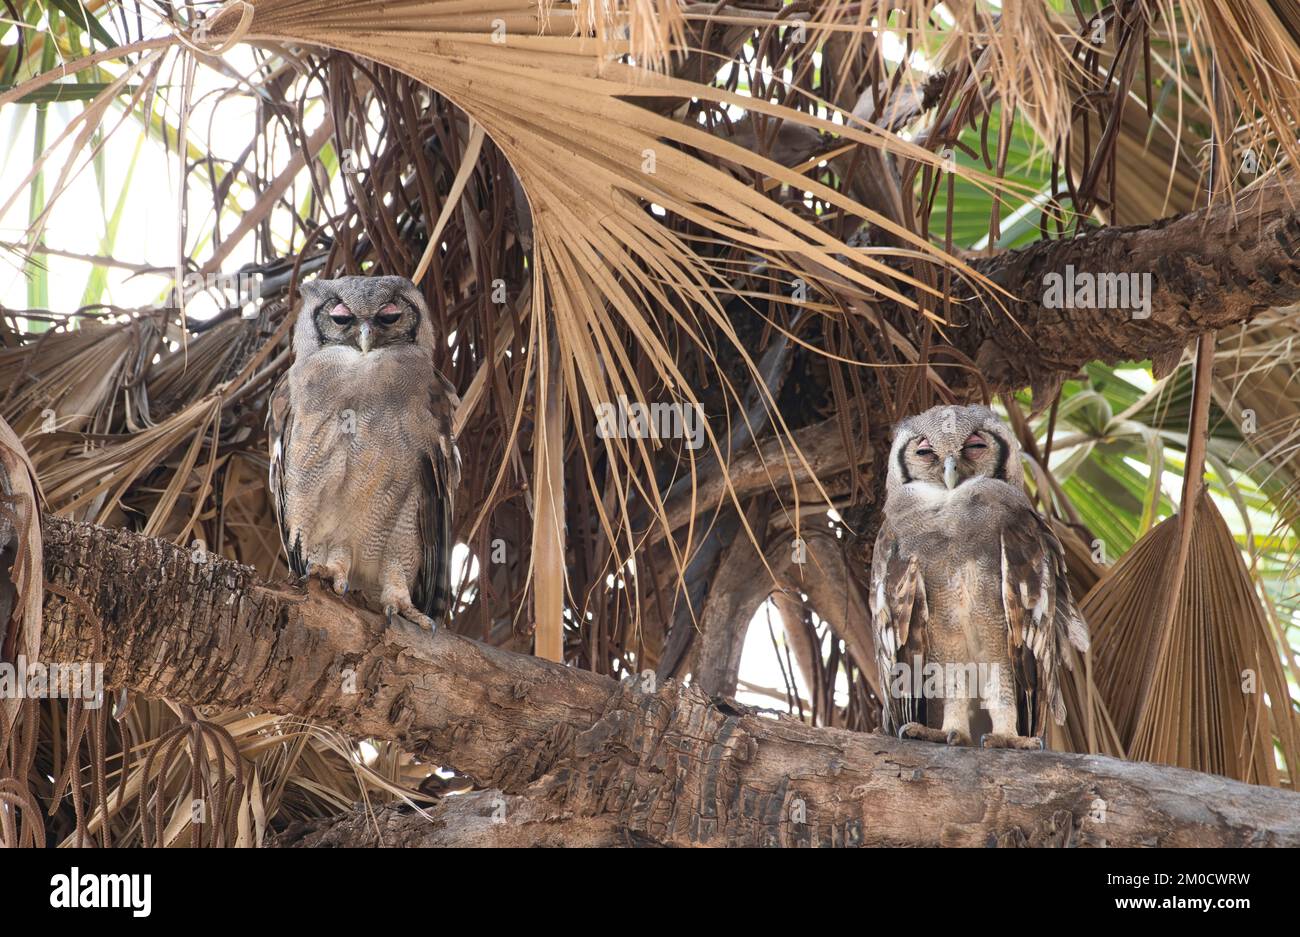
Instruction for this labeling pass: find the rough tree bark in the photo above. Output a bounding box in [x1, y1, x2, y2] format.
[958, 176, 1300, 394]
[38, 515, 1300, 847]
[270, 792, 658, 848]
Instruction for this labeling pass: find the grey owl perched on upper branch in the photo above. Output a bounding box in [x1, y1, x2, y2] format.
[870, 405, 1089, 750]
[268, 275, 461, 634]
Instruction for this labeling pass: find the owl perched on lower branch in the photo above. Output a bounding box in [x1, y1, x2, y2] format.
[871, 405, 1089, 750]
[268, 275, 461, 635]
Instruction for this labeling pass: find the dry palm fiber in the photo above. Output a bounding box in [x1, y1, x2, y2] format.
[0, 417, 45, 847]
[1085, 490, 1298, 786]
[1085, 335, 1299, 786]
[1048, 522, 1126, 758]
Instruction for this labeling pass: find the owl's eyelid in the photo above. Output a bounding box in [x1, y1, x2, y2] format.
[326, 299, 353, 317]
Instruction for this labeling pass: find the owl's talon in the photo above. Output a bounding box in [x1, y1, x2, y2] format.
[384, 603, 437, 637]
[306, 560, 352, 597]
[945, 729, 972, 747]
[898, 722, 949, 744]
[980, 733, 1046, 751]
[404, 610, 437, 633]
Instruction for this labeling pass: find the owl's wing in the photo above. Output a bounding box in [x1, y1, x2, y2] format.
[267, 373, 306, 576]
[411, 374, 462, 623]
[998, 505, 1090, 735]
[870, 518, 930, 735]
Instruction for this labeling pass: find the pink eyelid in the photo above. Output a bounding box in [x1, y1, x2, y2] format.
[331, 303, 352, 318]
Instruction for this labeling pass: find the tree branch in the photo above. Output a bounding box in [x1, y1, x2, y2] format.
[960, 176, 1300, 392]
[38, 515, 1300, 847]
[270, 792, 656, 847]
[691, 522, 770, 696]
[654, 416, 863, 544]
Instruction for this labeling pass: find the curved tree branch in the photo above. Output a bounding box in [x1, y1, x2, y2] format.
[37, 515, 1300, 847]
[959, 175, 1300, 393]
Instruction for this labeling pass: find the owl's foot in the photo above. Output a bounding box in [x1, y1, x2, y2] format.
[385, 601, 438, 637]
[306, 560, 350, 596]
[898, 723, 970, 746]
[980, 733, 1045, 751]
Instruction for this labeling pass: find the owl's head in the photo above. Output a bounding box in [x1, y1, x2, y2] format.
[885, 404, 1024, 495]
[293, 275, 435, 358]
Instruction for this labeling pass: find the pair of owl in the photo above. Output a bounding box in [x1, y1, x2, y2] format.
[270, 277, 1086, 751]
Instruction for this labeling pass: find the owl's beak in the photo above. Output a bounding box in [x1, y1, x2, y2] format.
[943, 454, 959, 490]
[357, 322, 372, 354]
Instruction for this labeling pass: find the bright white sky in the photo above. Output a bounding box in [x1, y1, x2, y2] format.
[0, 37, 335, 320]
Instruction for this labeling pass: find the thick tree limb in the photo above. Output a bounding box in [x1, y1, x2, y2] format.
[270, 792, 656, 847]
[960, 176, 1300, 392]
[38, 515, 1300, 847]
[691, 527, 770, 697]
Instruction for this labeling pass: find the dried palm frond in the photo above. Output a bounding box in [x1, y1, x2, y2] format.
[0, 416, 44, 847]
[0, 416, 43, 692]
[1086, 491, 1298, 785]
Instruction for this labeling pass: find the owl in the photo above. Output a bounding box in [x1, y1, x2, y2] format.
[870, 404, 1089, 750]
[268, 275, 461, 634]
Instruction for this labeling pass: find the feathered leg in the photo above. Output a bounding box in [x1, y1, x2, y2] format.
[307, 544, 352, 596]
[980, 679, 1044, 750]
[899, 699, 971, 746]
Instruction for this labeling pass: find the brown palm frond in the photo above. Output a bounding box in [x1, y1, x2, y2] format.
[1087, 492, 1299, 785]
[0, 417, 45, 847]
